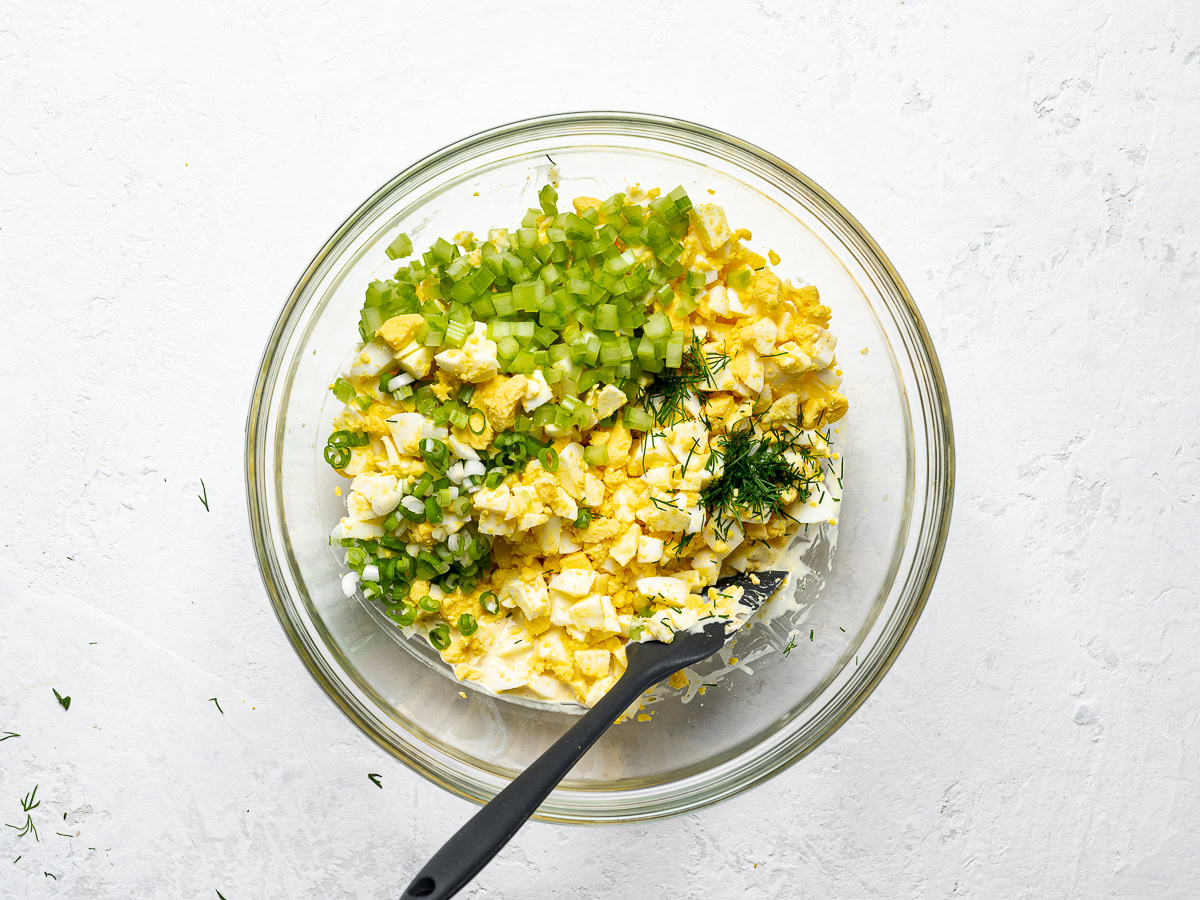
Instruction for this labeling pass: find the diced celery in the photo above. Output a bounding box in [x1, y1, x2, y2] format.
[445, 255, 471, 282]
[471, 296, 496, 317]
[665, 333, 685, 368]
[385, 233, 413, 260]
[429, 238, 456, 265]
[727, 263, 754, 290]
[603, 249, 638, 276]
[493, 292, 516, 316]
[594, 304, 619, 331]
[538, 184, 558, 216]
[508, 350, 535, 373]
[624, 406, 652, 431]
[600, 343, 623, 366]
[598, 193, 625, 217]
[621, 204, 647, 225]
[583, 444, 608, 466]
[673, 294, 699, 317]
[667, 185, 693, 213]
[582, 334, 601, 365]
[496, 336, 520, 359]
[642, 311, 671, 340]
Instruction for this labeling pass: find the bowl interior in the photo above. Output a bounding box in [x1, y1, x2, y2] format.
[248, 115, 950, 822]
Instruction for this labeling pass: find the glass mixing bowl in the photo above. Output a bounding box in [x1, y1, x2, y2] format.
[245, 112, 954, 823]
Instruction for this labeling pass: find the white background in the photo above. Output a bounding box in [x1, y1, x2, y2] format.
[3, 1, 1199, 897]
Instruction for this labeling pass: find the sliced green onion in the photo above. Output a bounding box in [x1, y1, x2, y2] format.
[389, 603, 418, 627]
[468, 408, 487, 435]
[538, 447, 559, 472]
[413, 473, 434, 498]
[479, 591, 500, 615]
[428, 623, 451, 651]
[420, 439, 450, 473]
[425, 497, 444, 523]
[452, 496, 471, 517]
[324, 445, 350, 468]
[573, 508, 592, 529]
[399, 500, 425, 523]
[457, 613, 479, 636]
[418, 595, 441, 612]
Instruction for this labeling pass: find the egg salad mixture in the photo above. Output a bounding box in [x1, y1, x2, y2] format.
[324, 184, 848, 707]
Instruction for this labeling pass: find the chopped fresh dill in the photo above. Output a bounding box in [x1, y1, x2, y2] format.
[639, 334, 730, 426]
[368, 773, 383, 789]
[0, 732, 18, 742]
[52, 689, 70, 711]
[701, 414, 826, 541]
[6, 785, 40, 841]
[208, 697, 223, 715]
[198, 478, 210, 512]
[783, 636, 797, 656]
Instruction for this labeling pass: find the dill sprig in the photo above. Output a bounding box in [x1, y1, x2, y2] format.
[5, 785, 40, 841]
[640, 334, 729, 427]
[700, 416, 824, 541]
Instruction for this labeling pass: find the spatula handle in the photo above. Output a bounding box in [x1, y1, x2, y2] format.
[399, 667, 655, 900]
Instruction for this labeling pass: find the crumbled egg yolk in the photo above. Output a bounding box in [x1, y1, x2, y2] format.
[326, 191, 847, 708]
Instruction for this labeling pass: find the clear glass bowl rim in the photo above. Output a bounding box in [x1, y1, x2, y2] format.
[245, 110, 955, 823]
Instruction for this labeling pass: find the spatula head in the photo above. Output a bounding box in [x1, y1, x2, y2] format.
[713, 569, 788, 613]
[624, 570, 789, 683]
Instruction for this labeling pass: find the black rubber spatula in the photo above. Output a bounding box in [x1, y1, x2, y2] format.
[400, 569, 788, 900]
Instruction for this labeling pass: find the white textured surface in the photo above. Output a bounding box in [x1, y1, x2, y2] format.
[3, 1, 1199, 896]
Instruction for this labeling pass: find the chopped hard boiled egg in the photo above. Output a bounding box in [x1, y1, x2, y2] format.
[322, 188, 847, 708]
